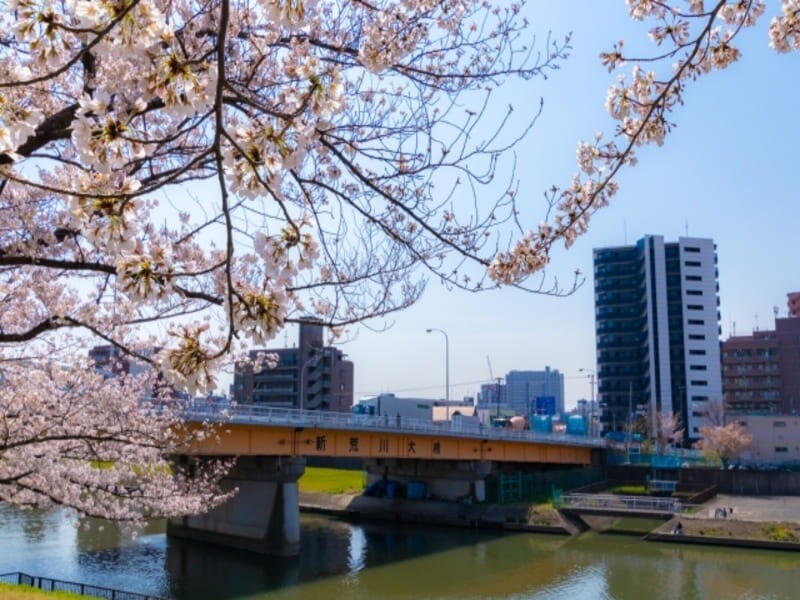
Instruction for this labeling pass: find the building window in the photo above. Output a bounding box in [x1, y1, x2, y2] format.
[688, 319, 705, 325]
[688, 304, 703, 310]
[689, 349, 706, 356]
[774, 421, 787, 428]
[685, 260, 701, 267]
[688, 334, 705, 340]
[686, 290, 703, 296]
[684, 247, 701, 253]
[686, 275, 702, 281]
[690, 365, 707, 371]
[690, 380, 708, 386]
[739, 421, 748, 427]
[776, 447, 789, 453]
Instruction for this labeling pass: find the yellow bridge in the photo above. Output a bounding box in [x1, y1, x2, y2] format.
[170, 403, 605, 557]
[186, 403, 603, 465]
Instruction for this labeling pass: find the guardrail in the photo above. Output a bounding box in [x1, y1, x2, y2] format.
[0, 572, 167, 600]
[557, 493, 689, 514]
[180, 400, 607, 448]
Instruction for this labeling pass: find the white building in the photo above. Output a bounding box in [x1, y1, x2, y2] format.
[732, 414, 800, 466]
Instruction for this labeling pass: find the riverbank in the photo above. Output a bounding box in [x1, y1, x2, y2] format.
[645, 516, 800, 551]
[299, 492, 800, 551]
[299, 491, 574, 534]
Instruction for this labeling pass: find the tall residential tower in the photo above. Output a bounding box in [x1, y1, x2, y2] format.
[593, 236, 722, 442]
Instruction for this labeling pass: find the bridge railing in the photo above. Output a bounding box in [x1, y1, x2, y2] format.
[0, 572, 166, 600]
[180, 400, 606, 448]
[557, 493, 690, 514]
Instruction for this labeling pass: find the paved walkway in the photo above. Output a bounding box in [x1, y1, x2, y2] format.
[696, 495, 800, 523]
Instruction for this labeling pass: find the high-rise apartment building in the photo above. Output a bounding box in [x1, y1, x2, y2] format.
[504, 368, 565, 416]
[233, 321, 354, 412]
[593, 236, 722, 442]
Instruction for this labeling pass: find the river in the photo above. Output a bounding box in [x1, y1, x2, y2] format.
[1, 504, 798, 599]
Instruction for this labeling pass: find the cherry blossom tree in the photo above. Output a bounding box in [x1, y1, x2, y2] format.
[3, 0, 797, 518]
[0, 0, 572, 394]
[0, 0, 571, 517]
[0, 361, 233, 521]
[696, 422, 753, 466]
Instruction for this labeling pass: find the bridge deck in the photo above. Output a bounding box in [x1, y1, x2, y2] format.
[180, 402, 603, 464]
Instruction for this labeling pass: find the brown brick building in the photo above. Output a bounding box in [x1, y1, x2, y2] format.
[723, 295, 800, 414]
[233, 321, 354, 412]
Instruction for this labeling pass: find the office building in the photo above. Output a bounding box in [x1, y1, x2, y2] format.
[233, 321, 354, 412]
[504, 367, 565, 416]
[593, 235, 722, 442]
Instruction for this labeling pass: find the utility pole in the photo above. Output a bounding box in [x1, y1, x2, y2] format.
[580, 368, 597, 437]
[495, 377, 502, 419]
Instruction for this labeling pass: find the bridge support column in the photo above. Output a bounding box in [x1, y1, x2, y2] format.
[364, 459, 493, 502]
[168, 456, 306, 556]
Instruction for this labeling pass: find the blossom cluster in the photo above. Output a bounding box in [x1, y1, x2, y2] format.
[0, 361, 233, 521]
[488, 0, 798, 286]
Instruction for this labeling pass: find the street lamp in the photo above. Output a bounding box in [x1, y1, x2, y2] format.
[426, 328, 450, 421]
[580, 367, 596, 437]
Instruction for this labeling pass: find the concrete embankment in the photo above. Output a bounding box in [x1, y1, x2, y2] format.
[644, 516, 800, 552]
[299, 492, 573, 535]
[301, 492, 800, 552]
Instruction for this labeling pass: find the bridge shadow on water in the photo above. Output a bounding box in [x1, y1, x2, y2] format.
[164, 514, 513, 600]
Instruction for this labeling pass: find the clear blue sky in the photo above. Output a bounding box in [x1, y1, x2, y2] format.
[322, 3, 800, 408]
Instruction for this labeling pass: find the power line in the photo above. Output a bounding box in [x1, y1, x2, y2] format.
[355, 377, 491, 398]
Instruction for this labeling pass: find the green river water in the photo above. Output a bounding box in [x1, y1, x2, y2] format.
[1, 504, 797, 599]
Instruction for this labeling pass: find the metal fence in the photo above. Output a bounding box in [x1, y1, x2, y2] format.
[605, 449, 713, 468]
[556, 493, 689, 514]
[0, 572, 167, 600]
[488, 466, 605, 504]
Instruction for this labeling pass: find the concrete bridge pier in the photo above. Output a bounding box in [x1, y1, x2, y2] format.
[168, 456, 306, 556]
[364, 459, 493, 502]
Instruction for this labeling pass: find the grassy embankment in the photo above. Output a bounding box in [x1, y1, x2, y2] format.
[0, 583, 99, 599]
[298, 467, 364, 495]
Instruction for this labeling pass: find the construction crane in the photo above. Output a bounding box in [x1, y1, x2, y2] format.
[486, 356, 494, 382]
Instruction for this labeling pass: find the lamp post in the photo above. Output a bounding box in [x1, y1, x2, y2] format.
[426, 328, 450, 421]
[580, 367, 596, 437]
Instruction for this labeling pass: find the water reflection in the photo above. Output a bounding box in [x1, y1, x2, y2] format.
[2, 504, 800, 600]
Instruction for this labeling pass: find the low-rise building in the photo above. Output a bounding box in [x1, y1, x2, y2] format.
[722, 298, 800, 415]
[732, 414, 800, 466]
